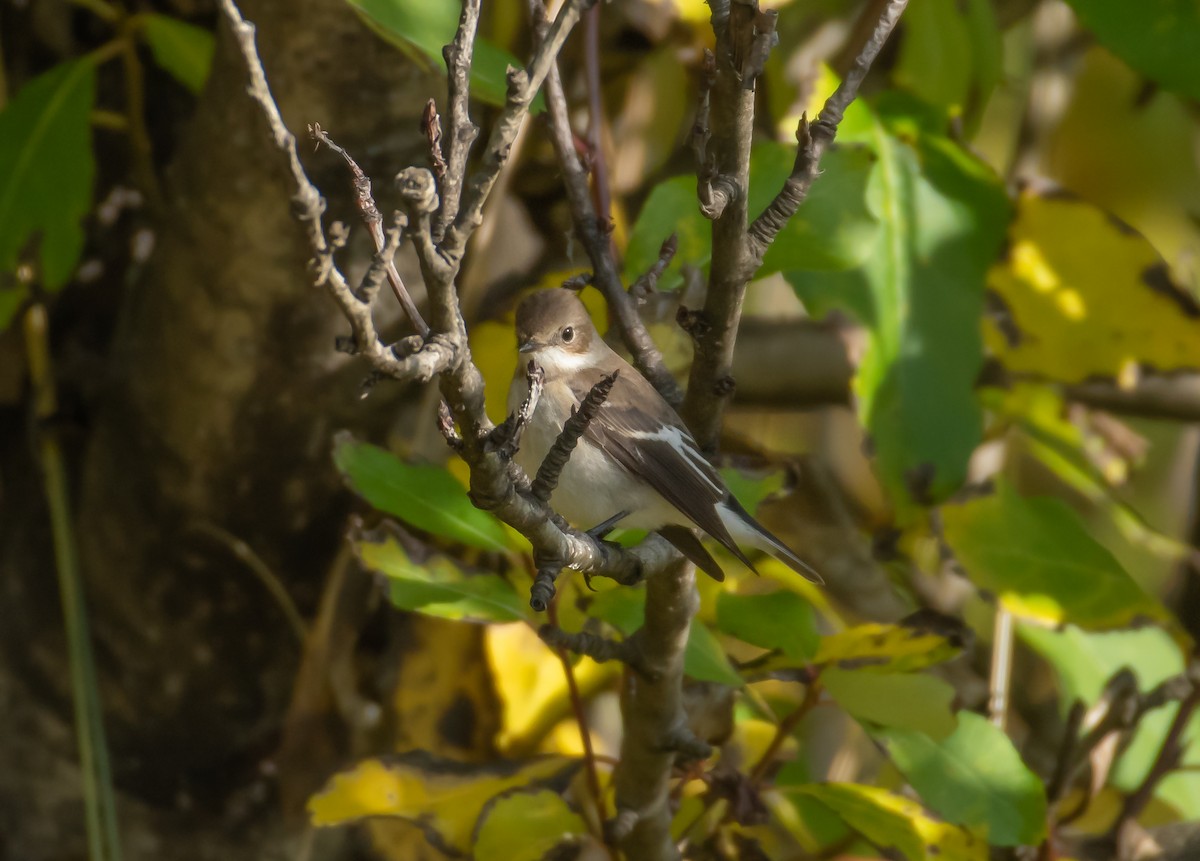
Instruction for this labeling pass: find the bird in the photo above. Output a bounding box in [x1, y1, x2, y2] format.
[507, 287, 821, 584]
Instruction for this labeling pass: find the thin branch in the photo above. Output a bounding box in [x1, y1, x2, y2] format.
[309, 123, 429, 337]
[488, 361, 545, 459]
[444, 0, 598, 258]
[531, 370, 619, 504]
[533, 0, 683, 406]
[539, 623, 639, 666]
[583, 2, 614, 249]
[435, 0, 481, 241]
[629, 234, 678, 301]
[746, 0, 908, 266]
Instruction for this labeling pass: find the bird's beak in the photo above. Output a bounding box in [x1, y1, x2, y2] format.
[518, 338, 538, 353]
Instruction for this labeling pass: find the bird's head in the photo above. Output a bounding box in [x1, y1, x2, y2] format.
[513, 289, 600, 376]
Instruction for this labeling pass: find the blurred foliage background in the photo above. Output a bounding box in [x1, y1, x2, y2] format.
[2, 0, 1200, 859]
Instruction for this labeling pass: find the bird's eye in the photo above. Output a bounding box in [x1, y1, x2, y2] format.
[561, 326, 575, 343]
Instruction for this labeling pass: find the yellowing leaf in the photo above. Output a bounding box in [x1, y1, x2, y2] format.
[793, 783, 987, 861]
[308, 753, 578, 855]
[986, 190, 1200, 382]
[486, 622, 616, 752]
[473, 789, 588, 861]
[813, 623, 963, 674]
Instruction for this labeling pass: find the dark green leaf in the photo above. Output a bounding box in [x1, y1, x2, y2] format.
[345, 0, 537, 109]
[875, 711, 1048, 845]
[715, 590, 818, 660]
[941, 481, 1163, 629]
[823, 669, 957, 738]
[358, 532, 526, 622]
[139, 14, 215, 94]
[625, 143, 878, 292]
[893, 0, 1000, 122]
[787, 110, 1009, 507]
[0, 59, 95, 304]
[1064, 0, 1200, 101]
[333, 432, 509, 552]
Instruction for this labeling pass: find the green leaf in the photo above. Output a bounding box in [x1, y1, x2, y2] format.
[588, 586, 742, 686]
[893, 0, 1001, 122]
[0, 59, 95, 298]
[1020, 624, 1200, 818]
[824, 669, 957, 739]
[875, 711, 1048, 846]
[345, 0, 538, 109]
[333, 432, 510, 552]
[792, 783, 988, 861]
[625, 143, 878, 292]
[685, 620, 743, 687]
[473, 789, 588, 861]
[787, 111, 1009, 508]
[357, 531, 527, 623]
[1064, 0, 1200, 101]
[720, 466, 785, 516]
[715, 590, 818, 660]
[139, 14, 215, 94]
[941, 481, 1164, 628]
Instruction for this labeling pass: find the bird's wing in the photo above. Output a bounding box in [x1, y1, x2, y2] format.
[569, 368, 756, 570]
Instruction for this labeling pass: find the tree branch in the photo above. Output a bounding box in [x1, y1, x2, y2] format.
[746, 0, 908, 267]
[532, 0, 683, 406]
[435, 0, 481, 241]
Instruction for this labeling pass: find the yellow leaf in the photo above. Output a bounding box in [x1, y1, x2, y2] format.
[308, 753, 578, 855]
[473, 789, 589, 861]
[986, 189, 1200, 382]
[486, 622, 617, 753]
[794, 783, 987, 861]
[811, 623, 963, 674]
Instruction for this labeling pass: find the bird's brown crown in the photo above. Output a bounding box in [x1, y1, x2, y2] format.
[514, 288, 596, 353]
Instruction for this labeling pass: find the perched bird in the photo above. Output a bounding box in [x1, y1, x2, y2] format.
[508, 288, 820, 583]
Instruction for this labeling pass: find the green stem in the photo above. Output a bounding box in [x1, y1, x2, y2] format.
[24, 305, 123, 861]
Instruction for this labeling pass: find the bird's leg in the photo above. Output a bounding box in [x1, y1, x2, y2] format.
[586, 509, 630, 540]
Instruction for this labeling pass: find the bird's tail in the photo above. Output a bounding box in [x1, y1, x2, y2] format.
[719, 495, 823, 584]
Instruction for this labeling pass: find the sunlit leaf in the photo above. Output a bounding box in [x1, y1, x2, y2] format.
[985, 189, 1200, 383]
[308, 752, 578, 854]
[789, 105, 1009, 509]
[792, 783, 988, 861]
[1020, 624, 1200, 818]
[345, 0, 539, 109]
[825, 669, 957, 738]
[875, 711, 1048, 845]
[625, 143, 878, 292]
[941, 481, 1164, 628]
[486, 622, 615, 751]
[139, 14, 215, 94]
[814, 622, 964, 674]
[1063, 0, 1200, 101]
[0, 59, 95, 307]
[473, 789, 588, 861]
[333, 432, 510, 552]
[715, 590, 818, 660]
[357, 531, 526, 623]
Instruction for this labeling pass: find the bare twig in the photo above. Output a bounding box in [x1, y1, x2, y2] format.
[682, 0, 908, 449]
[629, 234, 678, 301]
[309, 122, 429, 337]
[533, 0, 683, 405]
[539, 623, 640, 666]
[435, 0, 481, 241]
[531, 370, 619, 504]
[443, 0, 599, 258]
[422, 99, 447, 183]
[489, 361, 545, 459]
[746, 0, 908, 266]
